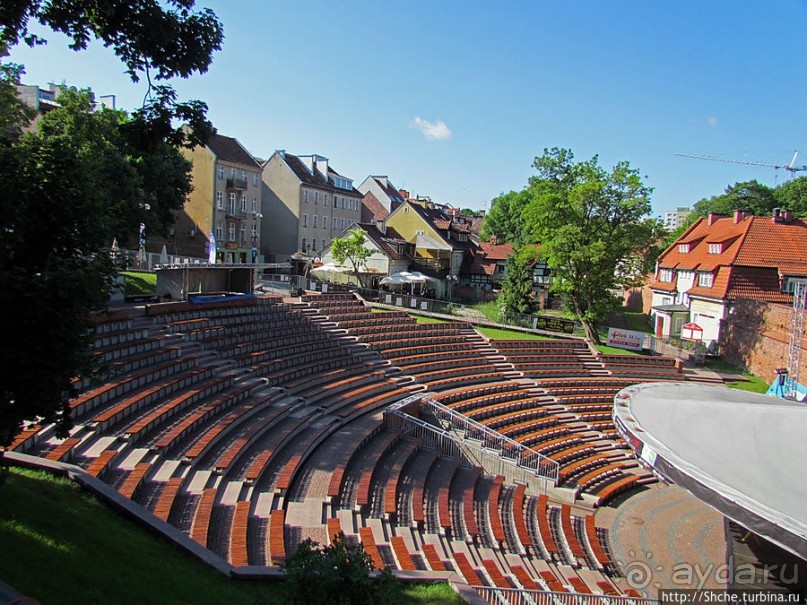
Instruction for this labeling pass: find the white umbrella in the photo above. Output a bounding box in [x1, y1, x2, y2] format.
[159, 244, 169, 266]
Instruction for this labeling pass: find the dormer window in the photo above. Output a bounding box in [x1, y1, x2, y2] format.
[708, 243, 722, 254]
[698, 272, 714, 288]
[659, 269, 674, 283]
[678, 243, 690, 253]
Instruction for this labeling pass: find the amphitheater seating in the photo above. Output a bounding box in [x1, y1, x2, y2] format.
[16, 295, 662, 595]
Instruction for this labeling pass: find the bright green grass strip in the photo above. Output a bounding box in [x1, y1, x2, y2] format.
[121, 271, 157, 296]
[0, 467, 279, 605]
[401, 582, 465, 604]
[477, 326, 551, 341]
[0, 467, 458, 604]
[410, 314, 448, 324]
[595, 344, 641, 356]
[704, 359, 770, 394]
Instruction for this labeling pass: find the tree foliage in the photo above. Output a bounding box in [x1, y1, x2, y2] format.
[330, 229, 372, 288]
[283, 533, 397, 605]
[0, 2, 221, 446]
[523, 148, 654, 343]
[499, 245, 540, 316]
[480, 189, 531, 244]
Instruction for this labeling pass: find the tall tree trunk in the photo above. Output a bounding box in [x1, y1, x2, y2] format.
[581, 318, 600, 344]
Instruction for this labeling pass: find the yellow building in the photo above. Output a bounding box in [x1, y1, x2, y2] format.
[170, 134, 264, 263]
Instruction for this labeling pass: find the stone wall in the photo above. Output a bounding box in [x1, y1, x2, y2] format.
[720, 299, 807, 384]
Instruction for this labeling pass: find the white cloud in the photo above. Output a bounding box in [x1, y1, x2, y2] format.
[707, 116, 718, 127]
[411, 116, 452, 141]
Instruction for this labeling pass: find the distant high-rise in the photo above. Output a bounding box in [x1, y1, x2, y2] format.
[664, 207, 692, 230]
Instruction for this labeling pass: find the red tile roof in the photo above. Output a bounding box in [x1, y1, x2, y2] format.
[733, 217, 807, 275]
[361, 191, 389, 222]
[726, 267, 793, 303]
[655, 214, 807, 303]
[463, 241, 513, 276]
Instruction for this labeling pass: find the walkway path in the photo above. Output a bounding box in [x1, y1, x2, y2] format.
[597, 482, 727, 597]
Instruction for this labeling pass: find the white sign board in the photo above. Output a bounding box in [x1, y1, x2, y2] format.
[606, 327, 645, 351]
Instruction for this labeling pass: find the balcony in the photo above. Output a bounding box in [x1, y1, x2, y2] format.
[226, 208, 249, 220]
[226, 177, 248, 190]
[411, 258, 450, 278]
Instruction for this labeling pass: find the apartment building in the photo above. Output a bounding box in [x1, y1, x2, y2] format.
[260, 152, 362, 260]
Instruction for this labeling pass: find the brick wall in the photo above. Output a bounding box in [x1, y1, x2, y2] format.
[720, 299, 807, 384]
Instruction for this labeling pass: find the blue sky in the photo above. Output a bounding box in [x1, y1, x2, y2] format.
[9, 1, 807, 216]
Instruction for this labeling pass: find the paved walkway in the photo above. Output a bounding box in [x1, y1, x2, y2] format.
[597, 482, 728, 597]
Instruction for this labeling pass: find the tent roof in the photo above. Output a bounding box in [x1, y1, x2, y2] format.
[614, 382, 807, 560]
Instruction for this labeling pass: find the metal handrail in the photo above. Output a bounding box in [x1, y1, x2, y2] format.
[472, 586, 657, 605]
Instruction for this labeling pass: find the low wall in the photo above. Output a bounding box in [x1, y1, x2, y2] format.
[720, 299, 807, 384]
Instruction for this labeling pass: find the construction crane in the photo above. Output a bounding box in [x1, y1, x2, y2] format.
[675, 151, 807, 179]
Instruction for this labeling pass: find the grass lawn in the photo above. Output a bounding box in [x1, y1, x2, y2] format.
[470, 300, 500, 322]
[409, 314, 448, 324]
[121, 271, 157, 296]
[477, 326, 550, 341]
[594, 344, 641, 356]
[0, 467, 461, 605]
[704, 359, 770, 394]
[621, 310, 652, 333]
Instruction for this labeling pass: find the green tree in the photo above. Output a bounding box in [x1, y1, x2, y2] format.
[774, 176, 807, 217]
[499, 245, 540, 316]
[283, 533, 397, 605]
[691, 180, 777, 218]
[480, 189, 532, 243]
[330, 228, 372, 288]
[523, 148, 654, 343]
[0, 2, 221, 446]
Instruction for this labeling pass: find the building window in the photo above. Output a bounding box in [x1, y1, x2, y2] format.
[229, 192, 236, 211]
[303, 190, 309, 204]
[314, 192, 319, 205]
[678, 243, 690, 253]
[228, 223, 236, 242]
[217, 166, 224, 180]
[708, 243, 722, 254]
[240, 226, 247, 243]
[215, 223, 223, 241]
[659, 268, 674, 283]
[216, 191, 224, 209]
[301, 237, 307, 251]
[253, 173, 258, 186]
[404, 206, 409, 214]
[783, 277, 807, 293]
[251, 225, 257, 239]
[241, 170, 247, 181]
[698, 272, 714, 288]
[302, 214, 308, 227]
[312, 238, 317, 251]
[323, 216, 329, 229]
[252, 198, 258, 213]
[230, 168, 237, 179]
[240, 194, 247, 211]
[324, 194, 328, 207]
[341, 197, 345, 209]
[313, 215, 318, 228]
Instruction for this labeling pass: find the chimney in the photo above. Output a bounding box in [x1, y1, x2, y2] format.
[708, 213, 720, 226]
[772, 208, 782, 223]
[399, 189, 409, 201]
[733, 209, 745, 224]
[782, 209, 793, 223]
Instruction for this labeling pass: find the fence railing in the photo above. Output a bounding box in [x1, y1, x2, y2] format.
[422, 398, 559, 484]
[383, 394, 558, 494]
[644, 335, 706, 365]
[121, 248, 209, 272]
[263, 273, 585, 337]
[472, 586, 657, 605]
